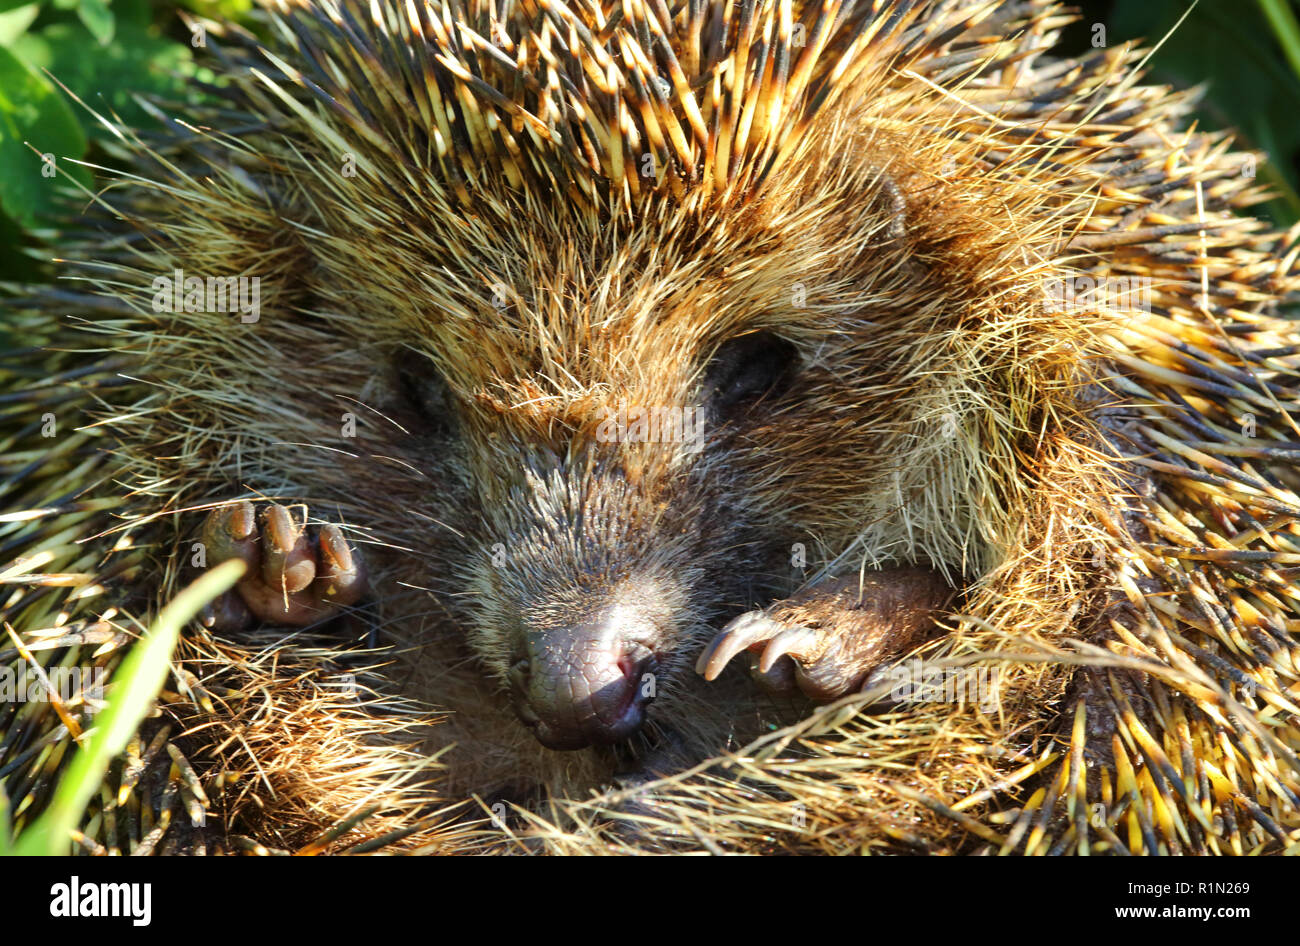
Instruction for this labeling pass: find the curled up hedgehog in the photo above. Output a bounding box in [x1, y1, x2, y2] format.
[5, 0, 1300, 855]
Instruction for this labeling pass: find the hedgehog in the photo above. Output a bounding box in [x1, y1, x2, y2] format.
[5, 0, 1300, 856]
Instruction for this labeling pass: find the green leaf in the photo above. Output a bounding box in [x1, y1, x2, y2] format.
[179, 0, 254, 21]
[114, 0, 150, 29]
[75, 0, 113, 45]
[8, 560, 244, 857]
[0, 208, 40, 281]
[11, 19, 199, 141]
[0, 2, 40, 43]
[0, 44, 87, 228]
[1098, 0, 1300, 227]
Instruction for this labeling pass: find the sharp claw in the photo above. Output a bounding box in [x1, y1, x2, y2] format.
[314, 524, 366, 606]
[317, 524, 354, 573]
[202, 501, 260, 567]
[697, 611, 782, 681]
[262, 504, 297, 552]
[224, 502, 256, 540]
[695, 637, 722, 678]
[758, 625, 818, 673]
[261, 505, 316, 593]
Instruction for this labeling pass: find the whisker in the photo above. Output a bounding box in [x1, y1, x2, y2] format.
[334, 393, 411, 436]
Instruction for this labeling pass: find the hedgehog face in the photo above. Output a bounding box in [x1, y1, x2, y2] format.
[163, 24, 1007, 752]
[340, 166, 974, 750]
[160, 145, 996, 755]
[406, 326, 804, 749]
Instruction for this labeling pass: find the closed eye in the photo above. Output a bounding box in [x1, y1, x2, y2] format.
[395, 348, 456, 435]
[701, 331, 799, 419]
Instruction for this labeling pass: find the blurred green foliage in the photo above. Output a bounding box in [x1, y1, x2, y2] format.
[0, 0, 1297, 285]
[0, 0, 245, 279]
[1069, 0, 1300, 226]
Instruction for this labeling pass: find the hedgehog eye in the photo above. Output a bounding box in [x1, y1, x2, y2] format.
[395, 350, 455, 433]
[702, 332, 799, 417]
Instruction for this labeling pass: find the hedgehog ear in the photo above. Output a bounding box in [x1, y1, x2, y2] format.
[702, 332, 799, 418]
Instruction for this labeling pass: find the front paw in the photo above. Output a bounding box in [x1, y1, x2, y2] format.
[696, 569, 953, 701]
[198, 501, 367, 632]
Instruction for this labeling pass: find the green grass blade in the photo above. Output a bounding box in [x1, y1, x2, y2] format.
[0, 781, 11, 855]
[1259, 0, 1300, 84]
[7, 560, 243, 856]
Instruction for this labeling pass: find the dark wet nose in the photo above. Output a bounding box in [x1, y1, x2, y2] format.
[509, 610, 658, 751]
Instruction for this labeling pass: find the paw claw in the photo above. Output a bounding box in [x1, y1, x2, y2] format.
[260, 504, 316, 593]
[198, 502, 368, 630]
[696, 611, 784, 681]
[699, 570, 952, 702]
[317, 524, 353, 573]
[202, 501, 259, 567]
[314, 524, 366, 606]
[224, 502, 257, 541]
[758, 625, 818, 673]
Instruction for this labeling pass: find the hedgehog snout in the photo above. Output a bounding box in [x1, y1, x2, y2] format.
[508, 603, 662, 750]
